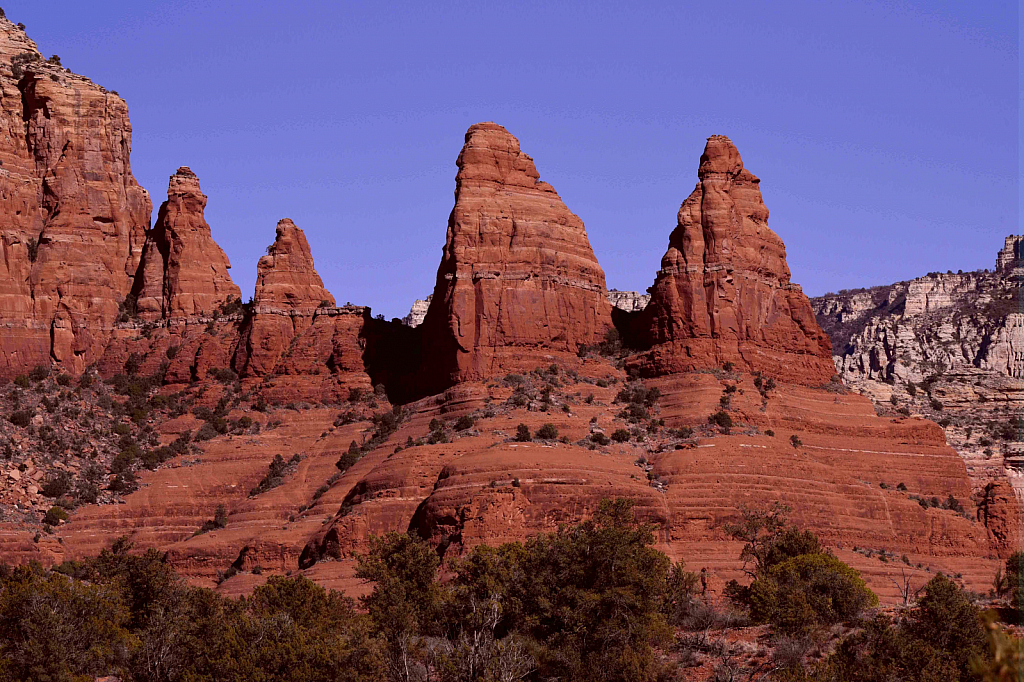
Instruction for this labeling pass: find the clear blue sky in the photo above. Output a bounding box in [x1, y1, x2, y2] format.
[6, 0, 1017, 318]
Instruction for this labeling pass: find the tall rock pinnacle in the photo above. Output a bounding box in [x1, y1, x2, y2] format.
[627, 135, 835, 384]
[134, 167, 241, 320]
[418, 122, 613, 390]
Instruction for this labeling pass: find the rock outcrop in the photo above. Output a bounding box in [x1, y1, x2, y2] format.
[0, 18, 152, 376]
[416, 123, 613, 393]
[812, 239, 1023, 555]
[402, 295, 431, 327]
[621, 136, 835, 386]
[133, 168, 241, 320]
[607, 290, 650, 312]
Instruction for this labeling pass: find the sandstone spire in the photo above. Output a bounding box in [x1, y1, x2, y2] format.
[418, 122, 613, 390]
[134, 167, 240, 320]
[234, 218, 347, 381]
[627, 135, 835, 384]
[253, 219, 335, 309]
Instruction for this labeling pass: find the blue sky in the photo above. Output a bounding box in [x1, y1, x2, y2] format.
[6, 0, 1017, 318]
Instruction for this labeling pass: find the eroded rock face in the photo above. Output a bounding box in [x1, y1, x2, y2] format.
[0, 18, 152, 375]
[812, 238, 1024, 512]
[133, 168, 241, 320]
[624, 135, 835, 385]
[417, 122, 613, 393]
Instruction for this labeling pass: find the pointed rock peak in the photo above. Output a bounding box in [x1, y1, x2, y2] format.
[414, 122, 612, 394]
[624, 137, 835, 385]
[133, 166, 239, 320]
[456, 121, 545, 189]
[254, 218, 334, 309]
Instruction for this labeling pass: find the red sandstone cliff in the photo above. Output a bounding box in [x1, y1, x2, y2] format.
[0, 18, 151, 376]
[624, 135, 835, 385]
[417, 123, 613, 392]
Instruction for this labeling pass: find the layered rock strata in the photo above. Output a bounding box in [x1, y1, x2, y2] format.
[812, 239, 1024, 540]
[622, 136, 835, 385]
[416, 123, 613, 392]
[0, 18, 152, 375]
[404, 290, 648, 327]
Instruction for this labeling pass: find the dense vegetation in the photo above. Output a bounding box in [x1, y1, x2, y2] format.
[0, 502, 1015, 682]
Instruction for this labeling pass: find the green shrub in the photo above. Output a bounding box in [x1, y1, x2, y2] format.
[611, 428, 631, 443]
[13, 375, 29, 388]
[454, 415, 476, 431]
[28, 365, 49, 382]
[8, 409, 32, 427]
[43, 505, 69, 526]
[194, 423, 219, 441]
[515, 424, 531, 442]
[709, 410, 733, 429]
[591, 432, 611, 446]
[536, 423, 558, 440]
[41, 472, 73, 499]
[748, 552, 877, 632]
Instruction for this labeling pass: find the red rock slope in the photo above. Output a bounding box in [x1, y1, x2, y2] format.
[623, 135, 835, 385]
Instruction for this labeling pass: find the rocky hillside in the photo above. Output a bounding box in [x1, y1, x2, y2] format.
[811, 238, 1022, 511]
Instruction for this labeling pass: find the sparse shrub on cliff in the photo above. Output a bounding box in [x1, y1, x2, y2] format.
[709, 410, 732, 430]
[196, 504, 229, 534]
[790, 435, 802, 448]
[536, 423, 558, 440]
[208, 367, 237, 383]
[454, 415, 476, 431]
[108, 471, 136, 493]
[250, 453, 301, 496]
[13, 375, 29, 388]
[515, 423, 531, 442]
[194, 422, 218, 441]
[28, 365, 49, 382]
[930, 398, 944, 411]
[591, 431, 611, 446]
[43, 505, 68, 526]
[611, 428, 631, 443]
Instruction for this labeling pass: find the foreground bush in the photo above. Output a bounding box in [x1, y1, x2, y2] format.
[748, 552, 877, 632]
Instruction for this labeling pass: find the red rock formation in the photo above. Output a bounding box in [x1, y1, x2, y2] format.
[625, 135, 834, 385]
[133, 168, 240, 320]
[234, 220, 370, 402]
[418, 122, 613, 393]
[0, 18, 152, 375]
